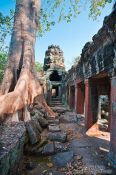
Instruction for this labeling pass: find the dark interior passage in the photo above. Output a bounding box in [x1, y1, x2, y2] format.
[70, 85, 75, 109]
[52, 85, 59, 97]
[50, 70, 61, 81]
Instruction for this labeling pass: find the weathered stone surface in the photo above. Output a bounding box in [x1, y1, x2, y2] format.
[32, 118, 43, 133]
[36, 114, 48, 128]
[0, 122, 26, 175]
[42, 142, 55, 155]
[52, 151, 74, 167]
[51, 172, 65, 175]
[43, 45, 65, 71]
[48, 132, 67, 142]
[48, 119, 59, 124]
[25, 121, 41, 145]
[60, 113, 77, 123]
[24, 138, 48, 155]
[33, 109, 44, 117]
[51, 107, 67, 114]
[54, 142, 68, 153]
[48, 124, 61, 132]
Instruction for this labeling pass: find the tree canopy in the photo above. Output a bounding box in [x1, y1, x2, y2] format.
[39, 0, 115, 35]
[0, 0, 115, 39]
[0, 0, 115, 82]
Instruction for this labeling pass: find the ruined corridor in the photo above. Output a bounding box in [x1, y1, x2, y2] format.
[0, 3, 116, 175]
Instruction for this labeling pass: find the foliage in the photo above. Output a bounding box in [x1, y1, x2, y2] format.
[0, 10, 13, 52]
[39, 0, 114, 36]
[35, 62, 43, 72]
[0, 0, 115, 44]
[89, 0, 114, 19]
[0, 52, 7, 83]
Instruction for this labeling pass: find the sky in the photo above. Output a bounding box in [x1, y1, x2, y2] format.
[0, 0, 114, 70]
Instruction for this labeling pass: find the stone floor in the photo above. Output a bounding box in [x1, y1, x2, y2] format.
[19, 106, 116, 175]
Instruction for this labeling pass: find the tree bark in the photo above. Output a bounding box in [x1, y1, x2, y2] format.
[0, 0, 55, 120]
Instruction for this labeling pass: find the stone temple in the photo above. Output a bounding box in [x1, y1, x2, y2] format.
[0, 4, 116, 175]
[43, 45, 66, 105]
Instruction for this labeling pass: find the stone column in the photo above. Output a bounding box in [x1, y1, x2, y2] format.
[109, 76, 116, 166]
[85, 79, 93, 129]
[76, 83, 85, 114]
[98, 96, 101, 120]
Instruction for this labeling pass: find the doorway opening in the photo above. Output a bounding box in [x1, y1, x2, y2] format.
[98, 95, 109, 131]
[50, 70, 61, 81]
[52, 85, 59, 98]
[70, 85, 75, 110]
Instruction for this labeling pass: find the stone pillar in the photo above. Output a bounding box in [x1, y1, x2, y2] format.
[85, 80, 93, 129]
[109, 76, 116, 166]
[108, 93, 111, 132]
[76, 83, 85, 114]
[98, 96, 101, 120]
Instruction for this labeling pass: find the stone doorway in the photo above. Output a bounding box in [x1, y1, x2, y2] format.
[98, 95, 110, 132]
[52, 85, 59, 98]
[85, 72, 111, 131]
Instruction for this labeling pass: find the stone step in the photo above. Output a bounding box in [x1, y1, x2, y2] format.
[51, 97, 61, 100]
[51, 102, 63, 105]
[51, 102, 62, 104]
[51, 105, 65, 108]
[51, 107, 68, 113]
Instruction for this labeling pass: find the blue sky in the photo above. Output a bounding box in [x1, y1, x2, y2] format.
[0, 0, 114, 70]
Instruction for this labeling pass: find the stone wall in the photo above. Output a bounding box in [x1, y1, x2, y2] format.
[66, 8, 116, 82]
[65, 7, 116, 167]
[0, 123, 26, 175]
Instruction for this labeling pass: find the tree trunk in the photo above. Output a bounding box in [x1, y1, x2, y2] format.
[0, 0, 55, 121]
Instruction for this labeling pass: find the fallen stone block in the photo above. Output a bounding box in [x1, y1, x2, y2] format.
[60, 114, 77, 123]
[48, 124, 61, 132]
[48, 119, 59, 124]
[35, 114, 48, 128]
[42, 142, 55, 155]
[52, 151, 74, 167]
[48, 132, 67, 143]
[25, 121, 41, 145]
[32, 118, 43, 133]
[54, 142, 69, 153]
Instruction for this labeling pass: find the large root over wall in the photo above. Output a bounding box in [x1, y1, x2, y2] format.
[0, 0, 55, 123]
[0, 68, 55, 122]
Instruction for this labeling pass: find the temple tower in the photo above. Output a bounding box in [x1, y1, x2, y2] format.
[43, 45, 66, 104]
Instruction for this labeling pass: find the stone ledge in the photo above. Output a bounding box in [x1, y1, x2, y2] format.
[0, 122, 26, 175]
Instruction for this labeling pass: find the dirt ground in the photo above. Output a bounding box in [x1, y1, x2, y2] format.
[19, 110, 116, 175]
